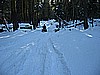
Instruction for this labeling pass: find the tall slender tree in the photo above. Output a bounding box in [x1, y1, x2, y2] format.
[43, 0, 50, 20]
[83, 0, 88, 29]
[11, 0, 19, 31]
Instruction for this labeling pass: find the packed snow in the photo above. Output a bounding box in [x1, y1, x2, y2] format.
[0, 19, 100, 75]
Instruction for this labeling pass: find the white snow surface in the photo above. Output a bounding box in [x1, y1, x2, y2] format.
[0, 20, 100, 75]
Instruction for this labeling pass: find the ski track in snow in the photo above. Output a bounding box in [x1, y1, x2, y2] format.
[0, 44, 31, 75]
[0, 31, 71, 75]
[0, 31, 38, 75]
[48, 38, 71, 75]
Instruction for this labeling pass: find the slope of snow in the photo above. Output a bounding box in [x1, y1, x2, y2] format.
[0, 20, 100, 75]
[51, 27, 100, 75]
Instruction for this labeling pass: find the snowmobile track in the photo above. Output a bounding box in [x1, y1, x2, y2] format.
[49, 38, 71, 75]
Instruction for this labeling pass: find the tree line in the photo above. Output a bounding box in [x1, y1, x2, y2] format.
[0, 0, 100, 31]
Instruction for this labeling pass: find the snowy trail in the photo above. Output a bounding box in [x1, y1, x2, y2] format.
[33, 32, 71, 75]
[0, 31, 43, 75]
[46, 38, 71, 75]
[0, 43, 32, 75]
[0, 31, 71, 75]
[16, 33, 51, 75]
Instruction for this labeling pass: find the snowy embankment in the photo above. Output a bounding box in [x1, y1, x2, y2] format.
[51, 27, 100, 75]
[0, 19, 100, 75]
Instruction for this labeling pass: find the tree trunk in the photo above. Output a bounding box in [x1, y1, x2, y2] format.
[11, 0, 19, 31]
[83, 0, 88, 29]
[28, 0, 33, 24]
[43, 0, 50, 20]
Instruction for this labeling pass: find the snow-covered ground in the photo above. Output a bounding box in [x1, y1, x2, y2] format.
[0, 19, 100, 75]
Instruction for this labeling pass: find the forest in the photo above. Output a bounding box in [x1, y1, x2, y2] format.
[0, 0, 100, 31]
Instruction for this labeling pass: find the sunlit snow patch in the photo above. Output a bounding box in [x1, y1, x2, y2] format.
[0, 35, 10, 39]
[85, 33, 93, 38]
